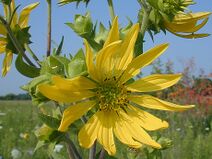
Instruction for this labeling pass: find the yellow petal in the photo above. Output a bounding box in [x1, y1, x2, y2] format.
[165, 17, 209, 33]
[97, 111, 116, 156]
[52, 75, 97, 91]
[115, 24, 139, 72]
[2, 52, 13, 76]
[127, 74, 182, 92]
[95, 41, 122, 81]
[84, 40, 99, 81]
[0, 23, 7, 35]
[38, 84, 94, 103]
[18, 2, 40, 28]
[119, 110, 161, 149]
[78, 113, 100, 148]
[120, 43, 169, 83]
[113, 112, 142, 148]
[58, 100, 96, 132]
[0, 38, 7, 53]
[171, 32, 210, 39]
[128, 105, 169, 131]
[7, 0, 18, 28]
[103, 16, 119, 48]
[129, 95, 195, 111]
[173, 12, 211, 23]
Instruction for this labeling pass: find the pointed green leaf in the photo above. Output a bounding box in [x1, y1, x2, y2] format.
[15, 54, 40, 78]
[38, 113, 61, 129]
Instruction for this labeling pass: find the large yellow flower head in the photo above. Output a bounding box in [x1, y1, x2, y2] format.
[39, 17, 194, 155]
[0, 0, 39, 76]
[164, 12, 211, 39]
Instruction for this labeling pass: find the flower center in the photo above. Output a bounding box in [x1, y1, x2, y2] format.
[96, 77, 128, 111]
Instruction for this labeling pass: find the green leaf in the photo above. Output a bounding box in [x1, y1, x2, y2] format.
[48, 130, 66, 143]
[34, 141, 46, 153]
[55, 36, 64, 55]
[38, 113, 61, 129]
[15, 54, 40, 78]
[67, 49, 87, 78]
[1, 0, 12, 5]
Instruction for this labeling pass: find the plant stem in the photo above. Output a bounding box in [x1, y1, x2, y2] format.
[0, 15, 36, 67]
[89, 141, 97, 159]
[24, 44, 41, 67]
[107, 0, 115, 21]
[46, 0, 52, 56]
[99, 149, 106, 159]
[65, 134, 82, 159]
[137, 0, 151, 54]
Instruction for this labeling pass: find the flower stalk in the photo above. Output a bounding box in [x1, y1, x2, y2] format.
[46, 0, 52, 56]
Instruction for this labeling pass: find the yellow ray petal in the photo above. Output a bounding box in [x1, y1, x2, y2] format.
[126, 74, 182, 92]
[120, 111, 161, 149]
[0, 38, 7, 53]
[84, 40, 99, 81]
[18, 2, 40, 28]
[129, 95, 195, 111]
[128, 105, 169, 131]
[0, 23, 7, 35]
[103, 16, 119, 48]
[120, 43, 169, 84]
[2, 52, 13, 76]
[97, 111, 116, 156]
[166, 17, 209, 33]
[58, 100, 95, 132]
[172, 32, 210, 39]
[38, 84, 94, 103]
[8, 0, 18, 27]
[95, 41, 121, 81]
[173, 12, 211, 23]
[52, 75, 97, 91]
[115, 24, 139, 72]
[78, 113, 100, 148]
[113, 112, 142, 148]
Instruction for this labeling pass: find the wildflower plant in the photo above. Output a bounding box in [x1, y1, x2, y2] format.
[0, 0, 211, 158]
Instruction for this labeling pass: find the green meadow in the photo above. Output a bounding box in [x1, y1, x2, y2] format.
[0, 100, 211, 159]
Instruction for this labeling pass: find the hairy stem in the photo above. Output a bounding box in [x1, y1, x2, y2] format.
[89, 141, 97, 159]
[46, 0, 52, 56]
[99, 149, 106, 159]
[65, 134, 82, 159]
[107, 0, 115, 21]
[137, 0, 151, 54]
[0, 15, 36, 66]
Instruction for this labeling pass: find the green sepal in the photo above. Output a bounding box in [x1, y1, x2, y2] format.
[53, 36, 64, 56]
[40, 55, 70, 76]
[38, 113, 61, 130]
[67, 49, 87, 78]
[15, 54, 40, 78]
[6, 25, 31, 54]
[66, 12, 101, 51]
[21, 74, 51, 106]
[1, 0, 12, 5]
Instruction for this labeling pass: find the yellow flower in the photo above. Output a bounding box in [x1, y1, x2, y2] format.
[0, 0, 39, 76]
[164, 12, 211, 39]
[38, 17, 194, 155]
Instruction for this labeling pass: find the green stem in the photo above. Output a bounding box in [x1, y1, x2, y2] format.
[137, 0, 151, 54]
[107, 0, 115, 21]
[89, 141, 97, 159]
[65, 134, 82, 159]
[24, 44, 41, 67]
[46, 0, 52, 56]
[0, 15, 36, 67]
[99, 149, 106, 159]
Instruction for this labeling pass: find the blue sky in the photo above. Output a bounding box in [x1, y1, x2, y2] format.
[0, 0, 211, 95]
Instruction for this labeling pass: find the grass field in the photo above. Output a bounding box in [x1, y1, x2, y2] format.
[0, 100, 211, 159]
